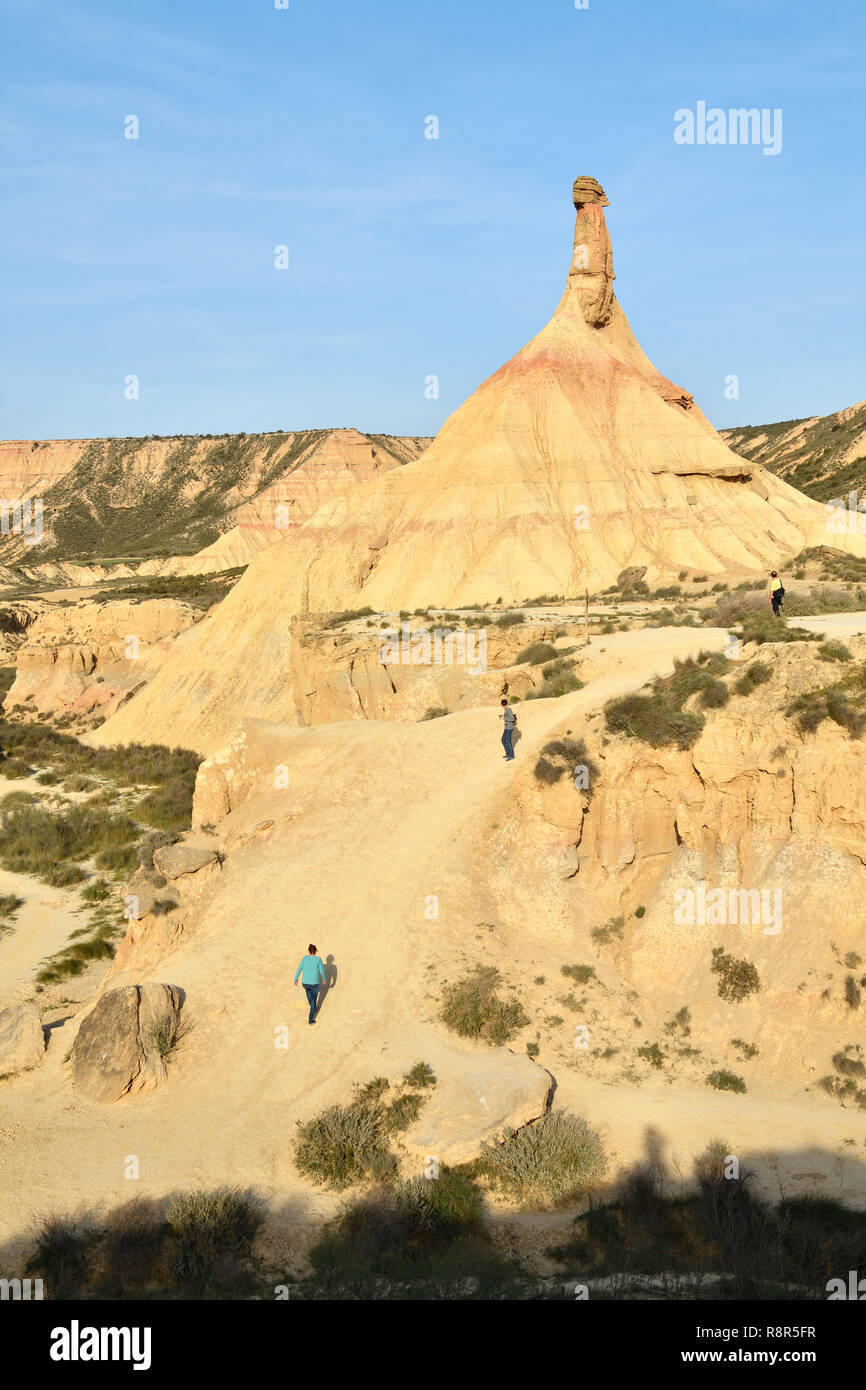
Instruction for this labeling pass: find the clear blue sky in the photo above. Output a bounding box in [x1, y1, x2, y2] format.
[1, 0, 864, 441]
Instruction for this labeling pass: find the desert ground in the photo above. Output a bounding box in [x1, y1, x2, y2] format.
[1, 178, 865, 1298]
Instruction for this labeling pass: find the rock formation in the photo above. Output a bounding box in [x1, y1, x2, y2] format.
[71, 983, 183, 1102]
[0, 1001, 44, 1076]
[91, 176, 866, 755]
[2, 598, 198, 725]
[0, 429, 430, 569]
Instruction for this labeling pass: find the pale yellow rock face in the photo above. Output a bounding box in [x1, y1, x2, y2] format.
[3, 598, 198, 721]
[193, 428, 428, 570]
[92, 178, 866, 756]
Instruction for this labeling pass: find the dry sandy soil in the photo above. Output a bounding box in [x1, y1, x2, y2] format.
[1, 618, 864, 1268]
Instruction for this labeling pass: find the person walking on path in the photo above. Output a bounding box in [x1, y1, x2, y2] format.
[769, 571, 785, 617]
[294, 944, 326, 1024]
[500, 697, 517, 761]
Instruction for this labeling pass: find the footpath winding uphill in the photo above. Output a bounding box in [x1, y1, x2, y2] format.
[1, 621, 865, 1254]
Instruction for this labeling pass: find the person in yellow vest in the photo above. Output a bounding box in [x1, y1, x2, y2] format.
[769, 571, 784, 616]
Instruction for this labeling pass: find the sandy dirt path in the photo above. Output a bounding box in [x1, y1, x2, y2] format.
[1, 619, 864, 1251]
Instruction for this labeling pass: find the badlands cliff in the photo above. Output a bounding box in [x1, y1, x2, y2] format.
[91, 177, 866, 755]
[0, 428, 429, 570]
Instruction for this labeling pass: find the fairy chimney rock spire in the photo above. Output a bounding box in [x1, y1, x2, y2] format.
[568, 175, 615, 327]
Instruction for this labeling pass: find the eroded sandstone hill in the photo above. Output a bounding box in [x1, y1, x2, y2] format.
[91, 176, 866, 755]
[0, 428, 430, 567]
[722, 400, 866, 507]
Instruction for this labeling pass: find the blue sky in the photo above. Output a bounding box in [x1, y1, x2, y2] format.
[1, 0, 864, 440]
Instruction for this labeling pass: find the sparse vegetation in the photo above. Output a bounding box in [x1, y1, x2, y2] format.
[711, 947, 760, 1003]
[707, 1069, 747, 1093]
[733, 661, 772, 696]
[533, 737, 599, 794]
[477, 1111, 606, 1207]
[637, 1042, 665, 1070]
[516, 641, 559, 665]
[294, 1070, 436, 1191]
[818, 640, 853, 663]
[561, 963, 595, 985]
[440, 965, 529, 1045]
[591, 915, 625, 946]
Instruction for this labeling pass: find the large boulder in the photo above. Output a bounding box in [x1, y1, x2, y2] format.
[0, 1002, 44, 1076]
[71, 984, 182, 1102]
[400, 1048, 552, 1168]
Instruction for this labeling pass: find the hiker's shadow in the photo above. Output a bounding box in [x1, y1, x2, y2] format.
[315, 955, 338, 1016]
[512, 728, 523, 751]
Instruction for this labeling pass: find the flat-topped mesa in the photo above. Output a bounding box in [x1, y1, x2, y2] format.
[568, 175, 615, 327]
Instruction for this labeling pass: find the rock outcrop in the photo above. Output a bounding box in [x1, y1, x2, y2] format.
[71, 983, 183, 1102]
[0, 429, 430, 567]
[0, 1001, 44, 1076]
[152, 844, 218, 880]
[400, 1047, 552, 1167]
[91, 176, 866, 755]
[3, 598, 198, 723]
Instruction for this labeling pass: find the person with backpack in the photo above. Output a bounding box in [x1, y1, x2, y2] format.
[294, 943, 326, 1024]
[500, 697, 517, 760]
[769, 571, 785, 616]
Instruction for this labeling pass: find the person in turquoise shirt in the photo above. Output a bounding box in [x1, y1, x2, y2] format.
[294, 944, 326, 1024]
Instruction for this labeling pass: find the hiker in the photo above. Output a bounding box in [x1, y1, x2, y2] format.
[769, 571, 785, 616]
[499, 697, 517, 761]
[294, 943, 326, 1025]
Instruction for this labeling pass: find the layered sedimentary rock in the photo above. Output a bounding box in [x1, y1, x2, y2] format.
[193, 428, 428, 569]
[92, 176, 866, 754]
[3, 598, 198, 723]
[0, 429, 430, 568]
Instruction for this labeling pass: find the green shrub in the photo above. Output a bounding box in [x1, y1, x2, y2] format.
[787, 686, 866, 739]
[403, 1061, 436, 1089]
[62, 774, 99, 792]
[561, 963, 595, 984]
[166, 1188, 263, 1288]
[698, 678, 729, 708]
[711, 947, 760, 1003]
[516, 642, 558, 665]
[0, 756, 33, 779]
[148, 1020, 179, 1060]
[419, 706, 448, 721]
[818, 641, 853, 663]
[733, 661, 772, 695]
[637, 1042, 665, 1070]
[533, 737, 599, 794]
[605, 692, 704, 749]
[81, 877, 111, 902]
[382, 1092, 425, 1133]
[739, 612, 817, 646]
[495, 612, 525, 627]
[294, 1100, 397, 1191]
[706, 1070, 746, 1093]
[477, 1112, 606, 1207]
[440, 965, 529, 1045]
[393, 1170, 484, 1236]
[25, 1214, 94, 1297]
